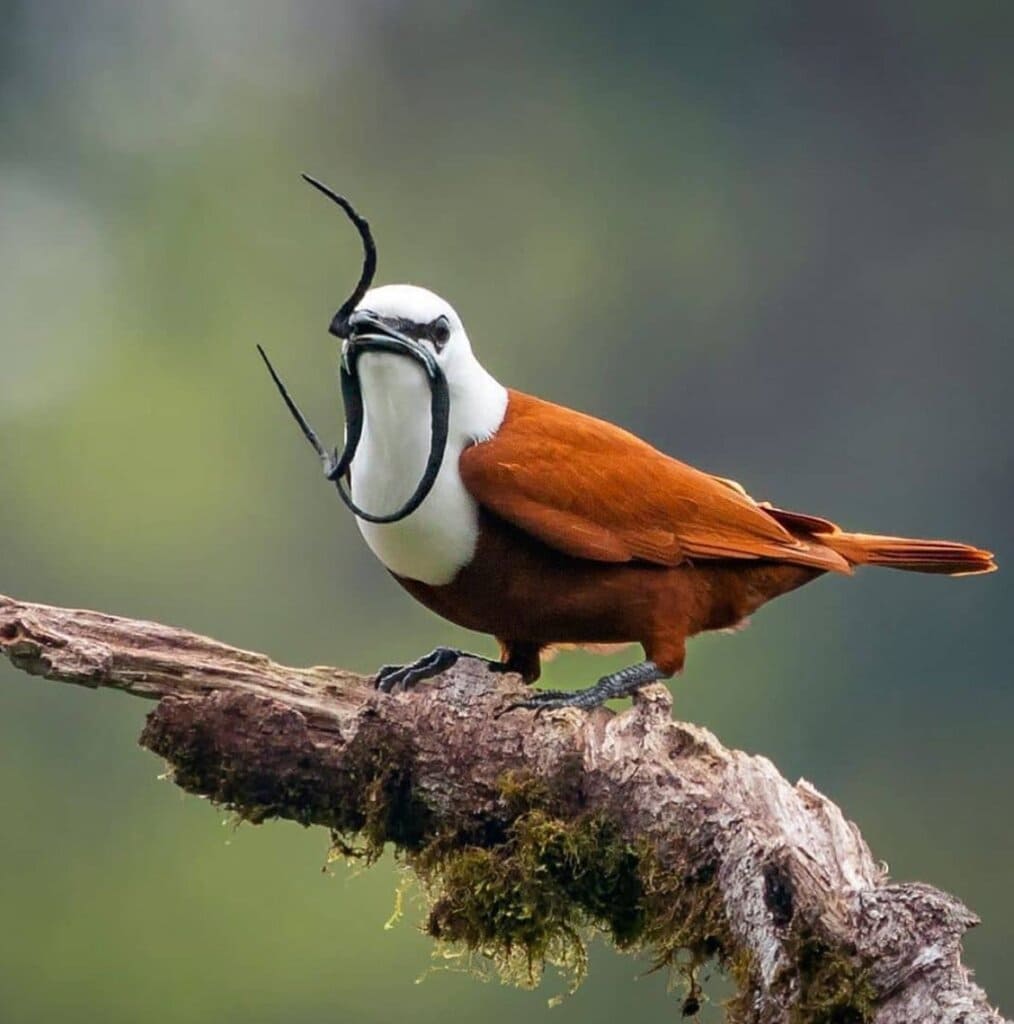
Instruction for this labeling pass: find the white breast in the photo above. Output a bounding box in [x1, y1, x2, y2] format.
[350, 351, 508, 586]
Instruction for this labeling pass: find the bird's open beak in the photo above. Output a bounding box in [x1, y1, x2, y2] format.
[338, 309, 441, 381]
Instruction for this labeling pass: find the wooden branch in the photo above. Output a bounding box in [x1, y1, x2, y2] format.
[0, 592, 1006, 1024]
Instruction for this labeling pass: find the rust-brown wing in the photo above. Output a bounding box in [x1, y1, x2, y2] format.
[459, 390, 850, 573]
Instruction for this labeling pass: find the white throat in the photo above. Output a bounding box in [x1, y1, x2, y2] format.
[350, 348, 507, 585]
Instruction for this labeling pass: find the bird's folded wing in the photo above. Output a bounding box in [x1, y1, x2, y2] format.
[459, 390, 850, 573]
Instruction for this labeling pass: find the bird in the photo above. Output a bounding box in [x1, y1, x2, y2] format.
[259, 178, 997, 711]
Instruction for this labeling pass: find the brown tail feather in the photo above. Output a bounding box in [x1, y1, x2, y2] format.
[820, 532, 997, 576]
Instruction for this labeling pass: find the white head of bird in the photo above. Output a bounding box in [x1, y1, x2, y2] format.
[347, 284, 508, 586]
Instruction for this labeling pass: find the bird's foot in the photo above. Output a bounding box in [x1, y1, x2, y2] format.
[508, 661, 667, 712]
[374, 647, 506, 693]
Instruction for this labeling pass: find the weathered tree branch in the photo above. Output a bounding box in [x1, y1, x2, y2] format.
[0, 593, 1005, 1023]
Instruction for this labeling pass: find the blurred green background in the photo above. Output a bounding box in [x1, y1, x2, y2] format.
[1, 2, 1011, 1021]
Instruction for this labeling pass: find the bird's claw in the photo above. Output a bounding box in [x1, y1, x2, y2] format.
[373, 646, 462, 693]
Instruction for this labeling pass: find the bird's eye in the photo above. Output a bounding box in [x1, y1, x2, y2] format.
[431, 315, 451, 349]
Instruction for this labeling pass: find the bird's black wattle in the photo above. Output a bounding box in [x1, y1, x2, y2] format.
[259, 177, 446, 522]
[328, 332, 450, 524]
[256, 332, 450, 526]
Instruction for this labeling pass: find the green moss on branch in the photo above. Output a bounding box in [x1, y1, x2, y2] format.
[142, 690, 877, 1020]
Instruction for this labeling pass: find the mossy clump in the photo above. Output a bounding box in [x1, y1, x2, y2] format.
[322, 726, 434, 860]
[387, 767, 746, 1002]
[419, 808, 644, 990]
[147, 695, 434, 858]
[787, 930, 877, 1024]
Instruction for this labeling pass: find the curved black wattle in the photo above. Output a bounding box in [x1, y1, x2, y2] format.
[329, 333, 450, 524]
[258, 332, 449, 525]
[322, 363, 365, 484]
[262, 181, 445, 523]
[299, 175, 378, 340]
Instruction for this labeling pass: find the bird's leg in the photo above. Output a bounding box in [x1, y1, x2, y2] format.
[374, 647, 509, 693]
[510, 660, 669, 711]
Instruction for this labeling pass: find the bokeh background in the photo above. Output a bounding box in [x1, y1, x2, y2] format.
[2, 2, 1012, 1021]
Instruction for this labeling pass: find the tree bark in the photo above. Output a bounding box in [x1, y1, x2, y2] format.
[0, 592, 1006, 1024]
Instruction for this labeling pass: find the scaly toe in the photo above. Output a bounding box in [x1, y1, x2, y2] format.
[500, 690, 577, 714]
[373, 664, 404, 689]
[375, 668, 409, 693]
